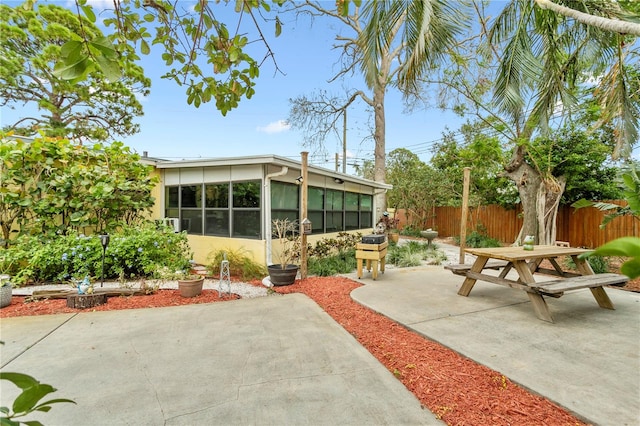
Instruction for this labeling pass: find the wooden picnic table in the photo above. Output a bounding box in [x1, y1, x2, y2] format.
[449, 245, 628, 323]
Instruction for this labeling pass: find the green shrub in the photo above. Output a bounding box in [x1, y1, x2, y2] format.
[308, 249, 357, 276]
[0, 223, 192, 285]
[207, 248, 267, 281]
[387, 241, 447, 267]
[399, 225, 424, 237]
[395, 251, 423, 267]
[422, 248, 448, 265]
[305, 232, 360, 276]
[454, 231, 502, 248]
[565, 254, 610, 274]
[309, 232, 361, 258]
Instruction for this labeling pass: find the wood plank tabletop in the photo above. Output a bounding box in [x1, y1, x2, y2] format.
[464, 245, 591, 261]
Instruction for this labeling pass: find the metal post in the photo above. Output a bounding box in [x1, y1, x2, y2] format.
[100, 234, 110, 287]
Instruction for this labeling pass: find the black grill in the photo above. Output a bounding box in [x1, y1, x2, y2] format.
[361, 234, 385, 244]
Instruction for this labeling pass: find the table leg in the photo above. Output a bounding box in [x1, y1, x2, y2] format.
[366, 259, 371, 272]
[512, 260, 554, 322]
[357, 258, 363, 279]
[526, 293, 554, 322]
[548, 257, 568, 277]
[498, 262, 513, 278]
[572, 255, 595, 275]
[590, 287, 615, 309]
[458, 256, 489, 296]
[380, 256, 385, 274]
[573, 257, 615, 309]
[372, 260, 379, 280]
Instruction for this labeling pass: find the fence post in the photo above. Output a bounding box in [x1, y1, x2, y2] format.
[459, 167, 471, 264]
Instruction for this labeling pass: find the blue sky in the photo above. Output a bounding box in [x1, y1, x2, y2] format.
[2, 1, 636, 170]
[0, 0, 467, 172]
[121, 3, 468, 171]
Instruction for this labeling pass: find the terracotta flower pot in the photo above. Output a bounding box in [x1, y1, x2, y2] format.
[178, 277, 204, 298]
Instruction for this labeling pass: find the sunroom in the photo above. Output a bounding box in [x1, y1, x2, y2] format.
[147, 154, 391, 266]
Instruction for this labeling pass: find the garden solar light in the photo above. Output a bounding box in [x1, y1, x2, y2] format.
[100, 234, 110, 287]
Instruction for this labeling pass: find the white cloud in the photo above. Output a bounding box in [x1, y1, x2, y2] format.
[64, 0, 111, 10]
[86, 0, 113, 9]
[257, 120, 291, 134]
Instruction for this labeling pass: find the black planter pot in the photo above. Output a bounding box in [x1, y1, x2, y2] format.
[267, 264, 299, 286]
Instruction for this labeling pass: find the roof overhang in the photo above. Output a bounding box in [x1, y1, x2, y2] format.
[151, 154, 392, 190]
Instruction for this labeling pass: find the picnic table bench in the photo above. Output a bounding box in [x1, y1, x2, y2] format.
[446, 245, 629, 322]
[444, 260, 509, 276]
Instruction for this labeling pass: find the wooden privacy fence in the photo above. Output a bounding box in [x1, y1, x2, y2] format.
[400, 200, 638, 248]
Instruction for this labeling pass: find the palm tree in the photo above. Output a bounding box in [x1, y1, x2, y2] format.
[288, 0, 469, 211]
[357, 0, 469, 209]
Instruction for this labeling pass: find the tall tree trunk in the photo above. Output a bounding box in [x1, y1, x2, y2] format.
[534, 0, 640, 36]
[373, 84, 386, 215]
[505, 160, 541, 244]
[505, 158, 566, 246]
[537, 175, 566, 245]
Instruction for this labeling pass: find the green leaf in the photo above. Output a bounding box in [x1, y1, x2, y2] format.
[143, 13, 155, 22]
[53, 55, 90, 81]
[0, 373, 39, 390]
[275, 17, 282, 37]
[33, 398, 76, 412]
[89, 37, 118, 60]
[13, 383, 56, 414]
[80, 5, 96, 23]
[571, 198, 593, 209]
[620, 258, 640, 279]
[588, 237, 640, 258]
[59, 41, 84, 62]
[140, 39, 150, 55]
[340, 0, 349, 16]
[95, 56, 122, 82]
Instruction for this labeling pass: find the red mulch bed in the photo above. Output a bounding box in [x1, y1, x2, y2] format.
[1, 277, 587, 425]
[0, 290, 239, 317]
[274, 277, 586, 425]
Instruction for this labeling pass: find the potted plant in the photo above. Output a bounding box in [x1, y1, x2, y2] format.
[268, 219, 300, 286]
[0, 274, 12, 309]
[176, 271, 205, 298]
[377, 212, 400, 243]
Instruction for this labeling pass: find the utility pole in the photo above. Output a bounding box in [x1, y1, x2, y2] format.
[342, 109, 347, 173]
